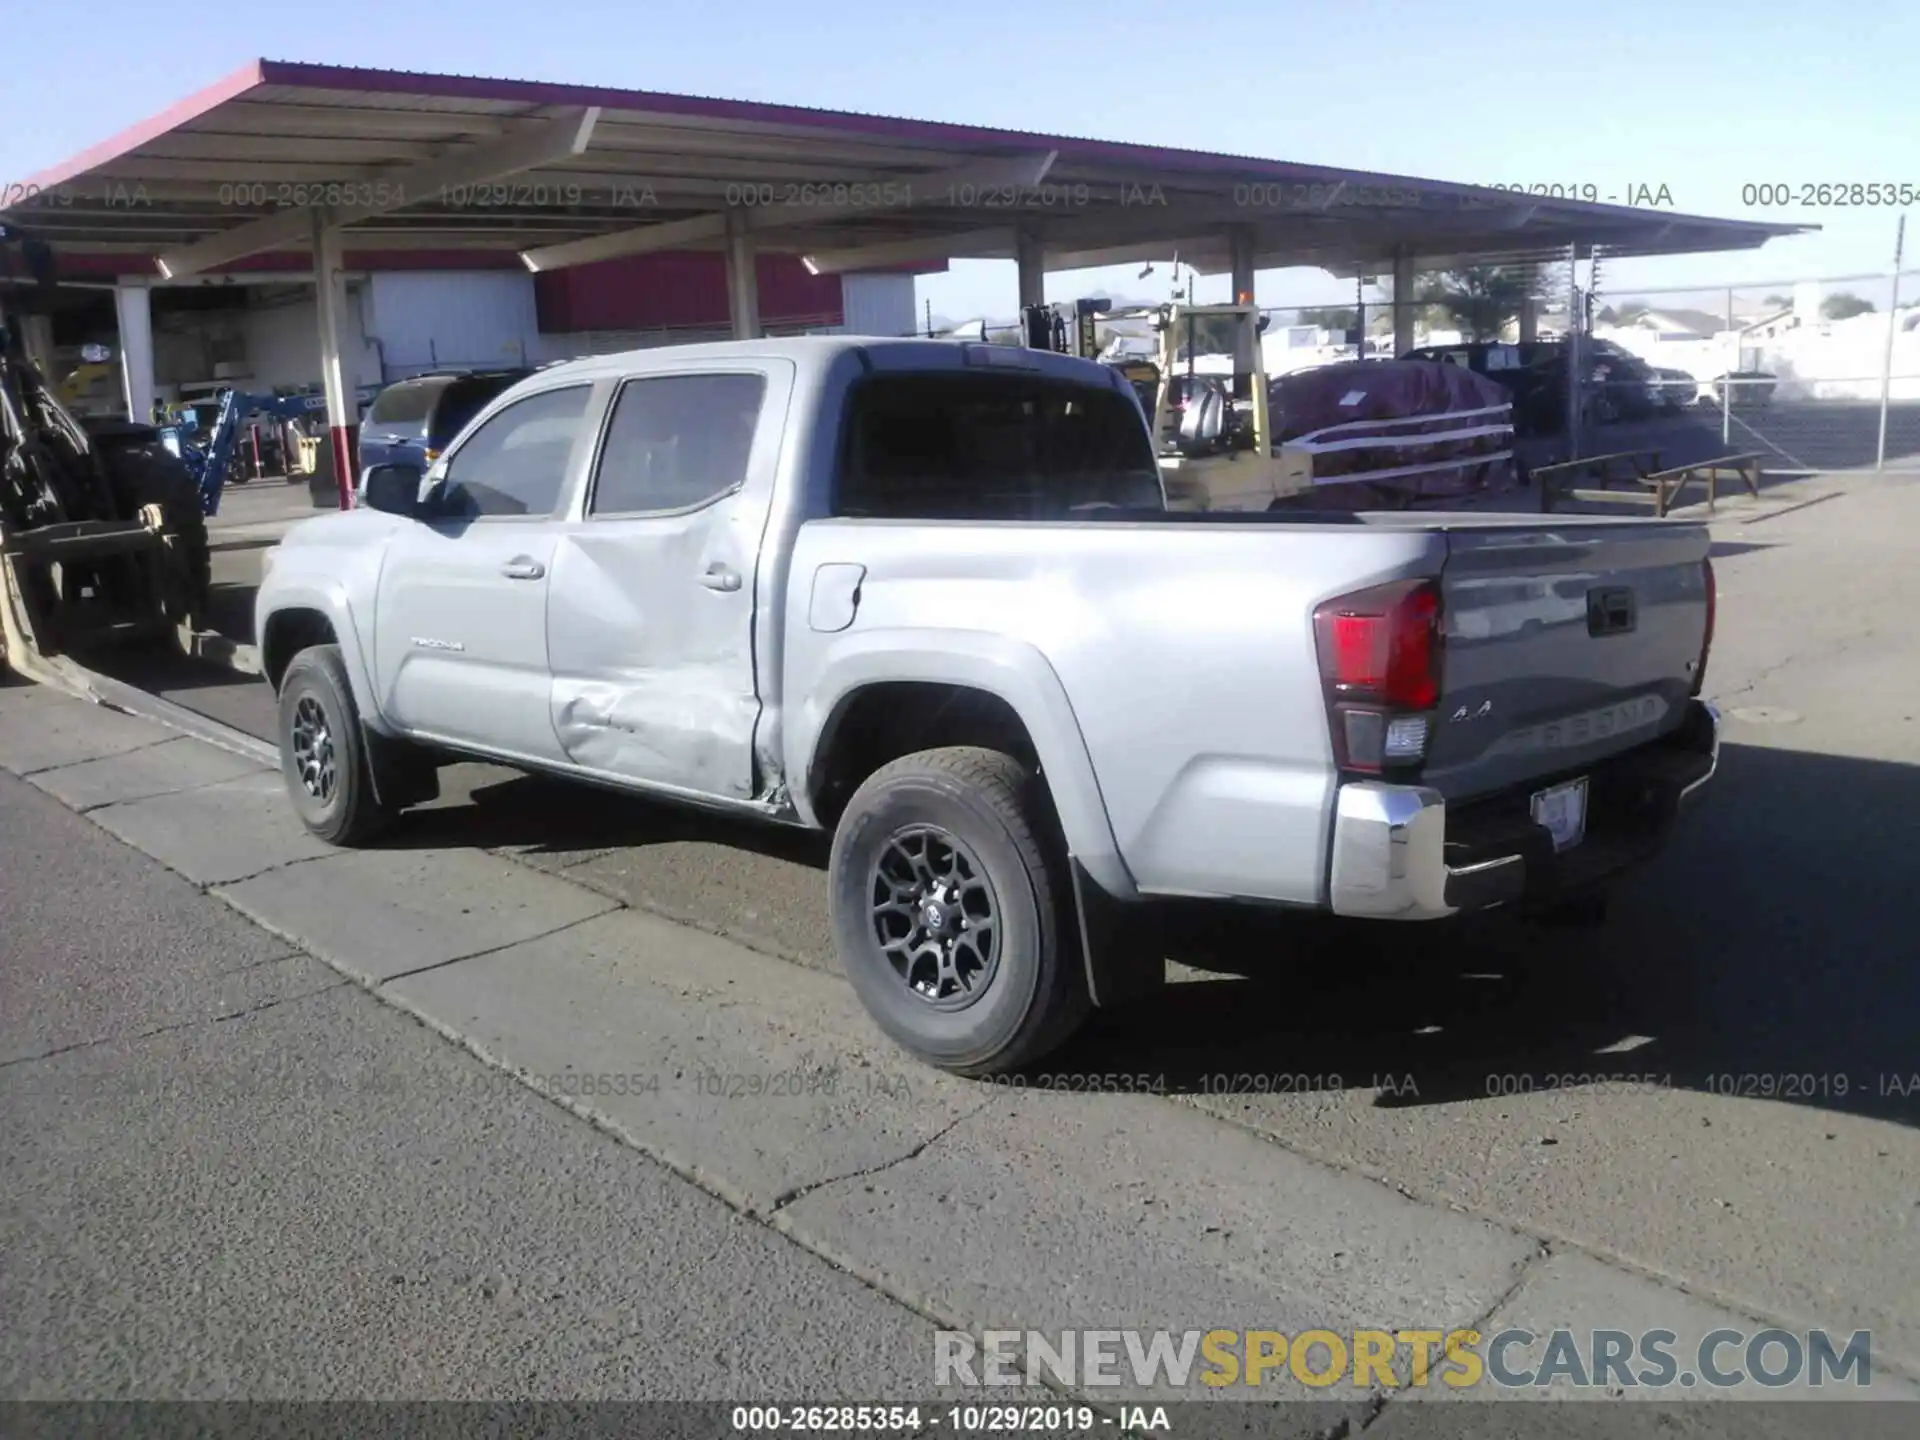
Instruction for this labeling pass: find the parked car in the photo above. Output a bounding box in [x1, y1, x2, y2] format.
[355, 369, 531, 493]
[1580, 340, 1662, 422]
[1649, 367, 1698, 413]
[1707, 370, 1777, 409]
[1399, 342, 1568, 435]
[256, 337, 1720, 1076]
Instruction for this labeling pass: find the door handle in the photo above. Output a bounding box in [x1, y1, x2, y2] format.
[700, 563, 742, 593]
[501, 556, 545, 581]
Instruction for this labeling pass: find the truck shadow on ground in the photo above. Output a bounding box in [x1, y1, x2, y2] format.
[388, 766, 831, 870]
[1057, 739, 1920, 1128]
[374, 740, 1917, 1129]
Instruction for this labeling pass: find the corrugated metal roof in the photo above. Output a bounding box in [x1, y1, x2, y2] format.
[3, 59, 1812, 280]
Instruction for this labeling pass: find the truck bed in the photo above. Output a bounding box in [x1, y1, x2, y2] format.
[782, 508, 1710, 906]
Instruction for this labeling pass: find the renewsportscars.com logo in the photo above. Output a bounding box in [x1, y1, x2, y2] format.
[934, 1327, 1874, 1392]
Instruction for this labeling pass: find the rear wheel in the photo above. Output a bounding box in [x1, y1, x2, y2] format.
[276, 644, 396, 846]
[828, 746, 1090, 1076]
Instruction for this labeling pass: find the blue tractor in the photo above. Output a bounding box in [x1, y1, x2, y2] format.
[158, 388, 328, 516]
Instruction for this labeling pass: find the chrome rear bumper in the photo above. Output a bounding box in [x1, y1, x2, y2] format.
[1328, 700, 1720, 921]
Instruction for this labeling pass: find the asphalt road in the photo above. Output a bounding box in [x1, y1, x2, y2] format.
[61, 470, 1920, 1375]
[0, 770, 995, 1403]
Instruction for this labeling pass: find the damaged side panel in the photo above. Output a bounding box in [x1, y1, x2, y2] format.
[553, 668, 757, 796]
[546, 519, 760, 799]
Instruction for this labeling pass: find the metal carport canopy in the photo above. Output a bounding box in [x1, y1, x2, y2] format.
[4, 59, 1811, 280]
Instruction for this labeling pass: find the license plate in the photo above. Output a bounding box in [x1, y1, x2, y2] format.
[1531, 777, 1589, 852]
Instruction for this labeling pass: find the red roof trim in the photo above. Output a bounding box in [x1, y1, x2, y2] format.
[21, 61, 268, 191]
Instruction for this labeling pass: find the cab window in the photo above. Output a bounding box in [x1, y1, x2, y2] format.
[437, 386, 592, 519]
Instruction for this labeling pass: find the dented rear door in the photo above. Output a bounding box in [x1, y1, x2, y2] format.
[544, 360, 793, 799]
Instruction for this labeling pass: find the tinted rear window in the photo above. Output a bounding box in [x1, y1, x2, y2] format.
[433, 375, 524, 446]
[365, 378, 451, 429]
[835, 372, 1161, 520]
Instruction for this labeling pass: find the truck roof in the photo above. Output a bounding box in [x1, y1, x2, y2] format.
[528, 335, 1123, 389]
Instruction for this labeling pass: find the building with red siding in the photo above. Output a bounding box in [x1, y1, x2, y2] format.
[39, 247, 934, 407]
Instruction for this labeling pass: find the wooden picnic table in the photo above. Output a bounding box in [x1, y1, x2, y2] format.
[1541, 451, 1763, 518]
[1532, 449, 1661, 513]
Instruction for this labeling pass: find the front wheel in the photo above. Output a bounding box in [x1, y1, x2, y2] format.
[276, 644, 396, 846]
[828, 746, 1091, 1076]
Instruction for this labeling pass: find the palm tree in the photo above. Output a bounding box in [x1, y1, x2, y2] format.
[1413, 267, 1549, 342]
[1819, 293, 1875, 321]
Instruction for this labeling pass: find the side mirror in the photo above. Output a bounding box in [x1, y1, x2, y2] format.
[362, 464, 423, 516]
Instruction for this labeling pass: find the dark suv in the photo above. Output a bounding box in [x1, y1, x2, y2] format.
[1399, 342, 1569, 436]
[1581, 339, 1661, 422]
[356, 369, 531, 491]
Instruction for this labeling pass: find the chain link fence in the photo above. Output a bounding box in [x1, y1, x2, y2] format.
[1584, 263, 1920, 475]
[490, 267, 1920, 480]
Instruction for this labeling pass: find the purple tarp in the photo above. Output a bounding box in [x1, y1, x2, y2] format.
[1266, 360, 1522, 511]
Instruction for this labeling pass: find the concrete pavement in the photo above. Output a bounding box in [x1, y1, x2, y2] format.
[0, 768, 1011, 1405]
[6, 475, 1919, 1423]
[4, 646, 1917, 1421]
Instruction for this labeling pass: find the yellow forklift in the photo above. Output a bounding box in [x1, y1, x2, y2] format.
[1145, 300, 1298, 511]
[1144, 301, 1515, 512]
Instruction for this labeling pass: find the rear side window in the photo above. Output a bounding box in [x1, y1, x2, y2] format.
[365, 379, 446, 430]
[433, 376, 521, 448]
[437, 385, 592, 518]
[590, 373, 766, 515]
[835, 373, 1161, 520]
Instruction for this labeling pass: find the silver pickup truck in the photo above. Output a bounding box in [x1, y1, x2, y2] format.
[256, 337, 1720, 1075]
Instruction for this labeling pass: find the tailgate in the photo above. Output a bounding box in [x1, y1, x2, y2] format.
[1425, 521, 1711, 801]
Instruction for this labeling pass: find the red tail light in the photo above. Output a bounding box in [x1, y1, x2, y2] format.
[1693, 557, 1715, 696]
[1315, 579, 1442, 708]
[1313, 578, 1443, 773]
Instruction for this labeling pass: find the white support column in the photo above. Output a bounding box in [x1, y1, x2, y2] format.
[311, 209, 357, 510]
[1391, 248, 1416, 358]
[725, 211, 762, 341]
[113, 283, 156, 424]
[1015, 228, 1046, 311]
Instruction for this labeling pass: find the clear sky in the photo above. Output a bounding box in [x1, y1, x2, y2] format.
[4, 0, 1914, 319]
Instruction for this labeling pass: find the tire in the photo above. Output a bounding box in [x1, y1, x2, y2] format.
[276, 644, 396, 846]
[828, 746, 1090, 1076]
[93, 434, 210, 631]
